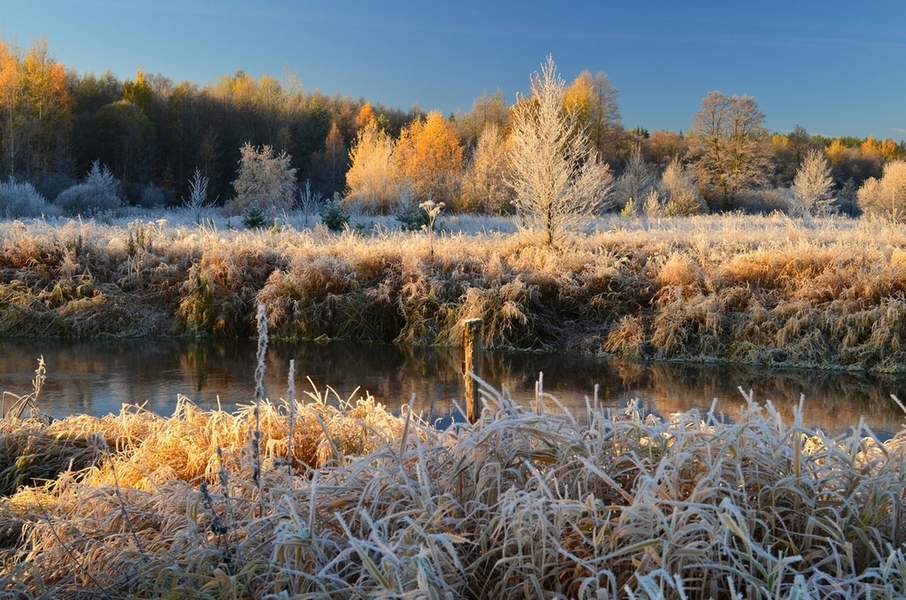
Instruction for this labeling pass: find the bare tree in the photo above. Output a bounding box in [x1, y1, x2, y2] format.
[858, 160, 906, 223]
[182, 168, 214, 224]
[791, 149, 835, 217]
[688, 91, 771, 211]
[508, 56, 614, 247]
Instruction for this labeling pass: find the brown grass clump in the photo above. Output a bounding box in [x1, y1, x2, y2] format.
[2, 379, 906, 598]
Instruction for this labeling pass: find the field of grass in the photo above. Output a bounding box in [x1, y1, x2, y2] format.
[1, 369, 905, 598]
[2, 211, 906, 373]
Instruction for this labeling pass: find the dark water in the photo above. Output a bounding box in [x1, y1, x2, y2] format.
[1, 338, 905, 437]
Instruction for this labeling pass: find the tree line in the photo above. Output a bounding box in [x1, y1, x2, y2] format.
[1, 37, 904, 220]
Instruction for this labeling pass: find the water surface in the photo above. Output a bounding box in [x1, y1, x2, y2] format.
[1, 338, 904, 437]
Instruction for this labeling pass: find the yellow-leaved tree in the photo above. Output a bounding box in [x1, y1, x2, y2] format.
[562, 69, 623, 166]
[460, 124, 512, 214]
[345, 121, 400, 214]
[0, 38, 71, 178]
[393, 111, 463, 208]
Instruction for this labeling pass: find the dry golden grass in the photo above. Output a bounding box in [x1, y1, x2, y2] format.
[3, 213, 906, 371]
[1, 379, 905, 598]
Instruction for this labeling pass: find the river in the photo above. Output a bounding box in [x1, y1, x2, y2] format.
[1, 338, 904, 437]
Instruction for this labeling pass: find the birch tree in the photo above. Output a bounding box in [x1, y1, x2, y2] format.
[508, 56, 614, 247]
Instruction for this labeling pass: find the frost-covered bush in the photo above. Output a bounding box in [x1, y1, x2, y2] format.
[54, 161, 122, 217]
[138, 183, 168, 208]
[229, 143, 297, 216]
[0, 179, 54, 219]
[858, 160, 906, 223]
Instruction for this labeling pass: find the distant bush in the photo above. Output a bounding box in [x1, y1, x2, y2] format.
[0, 179, 54, 219]
[54, 161, 122, 217]
[321, 196, 349, 232]
[138, 183, 170, 208]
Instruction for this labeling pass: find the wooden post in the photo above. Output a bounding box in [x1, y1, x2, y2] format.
[462, 318, 483, 424]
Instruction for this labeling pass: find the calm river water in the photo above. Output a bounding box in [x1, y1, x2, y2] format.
[1, 338, 905, 437]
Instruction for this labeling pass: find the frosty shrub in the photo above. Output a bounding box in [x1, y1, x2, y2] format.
[182, 168, 215, 225]
[229, 143, 297, 216]
[858, 160, 906, 223]
[659, 158, 708, 216]
[614, 144, 656, 213]
[54, 161, 122, 217]
[138, 183, 168, 209]
[0, 179, 54, 219]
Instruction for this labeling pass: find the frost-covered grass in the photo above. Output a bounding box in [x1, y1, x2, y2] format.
[1, 210, 906, 372]
[1, 374, 905, 598]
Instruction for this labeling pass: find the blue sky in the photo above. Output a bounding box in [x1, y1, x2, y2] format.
[2, 0, 904, 139]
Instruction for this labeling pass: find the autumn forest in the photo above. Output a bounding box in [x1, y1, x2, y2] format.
[1, 37, 905, 221]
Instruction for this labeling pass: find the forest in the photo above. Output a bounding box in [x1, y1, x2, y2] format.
[1, 37, 905, 222]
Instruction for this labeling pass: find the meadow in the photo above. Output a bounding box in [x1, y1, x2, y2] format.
[2, 210, 906, 372]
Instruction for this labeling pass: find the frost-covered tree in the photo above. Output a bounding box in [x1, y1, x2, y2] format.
[182, 168, 213, 224]
[508, 56, 614, 247]
[858, 160, 906, 223]
[230, 142, 297, 215]
[791, 149, 835, 217]
[460, 124, 512, 214]
[688, 91, 770, 211]
[614, 144, 656, 214]
[393, 111, 463, 208]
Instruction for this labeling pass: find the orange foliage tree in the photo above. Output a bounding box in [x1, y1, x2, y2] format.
[393, 111, 463, 208]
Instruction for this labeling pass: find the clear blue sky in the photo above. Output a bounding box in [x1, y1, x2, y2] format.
[2, 0, 904, 140]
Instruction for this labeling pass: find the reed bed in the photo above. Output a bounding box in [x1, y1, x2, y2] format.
[0, 376, 905, 598]
[3, 212, 906, 372]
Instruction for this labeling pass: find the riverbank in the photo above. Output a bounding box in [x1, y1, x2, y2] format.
[2, 212, 906, 372]
[1, 380, 904, 597]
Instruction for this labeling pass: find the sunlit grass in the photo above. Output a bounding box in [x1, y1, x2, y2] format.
[1, 374, 905, 598]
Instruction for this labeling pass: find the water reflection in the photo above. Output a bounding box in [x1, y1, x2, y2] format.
[1, 338, 904, 437]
